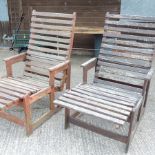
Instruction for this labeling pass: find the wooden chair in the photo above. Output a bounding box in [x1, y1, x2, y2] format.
[54, 13, 155, 152]
[0, 10, 76, 135]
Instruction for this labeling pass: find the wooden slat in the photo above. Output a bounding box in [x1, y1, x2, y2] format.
[74, 86, 136, 106]
[54, 100, 125, 125]
[99, 66, 146, 80]
[78, 84, 138, 101]
[2, 78, 40, 91]
[0, 80, 36, 93]
[31, 23, 72, 31]
[23, 72, 49, 82]
[101, 43, 154, 55]
[60, 96, 128, 120]
[100, 49, 152, 61]
[30, 34, 70, 44]
[31, 17, 73, 25]
[0, 98, 12, 105]
[30, 28, 71, 38]
[24, 66, 49, 77]
[32, 11, 74, 19]
[26, 55, 63, 66]
[97, 72, 144, 86]
[106, 13, 155, 22]
[27, 50, 66, 61]
[104, 31, 155, 43]
[105, 20, 155, 29]
[102, 37, 154, 49]
[64, 92, 130, 116]
[104, 25, 155, 36]
[0, 82, 30, 94]
[14, 77, 48, 88]
[94, 79, 143, 93]
[72, 88, 133, 109]
[98, 55, 151, 68]
[29, 39, 70, 49]
[0, 87, 25, 98]
[28, 45, 67, 56]
[97, 61, 149, 74]
[0, 92, 19, 101]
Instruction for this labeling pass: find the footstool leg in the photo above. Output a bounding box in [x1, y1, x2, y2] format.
[65, 108, 70, 129]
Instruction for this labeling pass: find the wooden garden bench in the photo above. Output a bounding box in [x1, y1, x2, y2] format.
[0, 10, 76, 135]
[54, 13, 155, 152]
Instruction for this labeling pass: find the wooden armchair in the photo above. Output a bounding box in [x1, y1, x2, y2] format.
[54, 13, 155, 152]
[0, 10, 76, 135]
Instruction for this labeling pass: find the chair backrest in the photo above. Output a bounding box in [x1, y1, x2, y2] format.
[95, 13, 155, 92]
[24, 10, 76, 82]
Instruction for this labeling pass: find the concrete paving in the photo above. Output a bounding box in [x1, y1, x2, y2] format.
[0, 49, 155, 155]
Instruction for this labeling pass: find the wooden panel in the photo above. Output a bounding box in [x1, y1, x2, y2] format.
[95, 13, 155, 89]
[8, 0, 120, 54]
[54, 83, 142, 125]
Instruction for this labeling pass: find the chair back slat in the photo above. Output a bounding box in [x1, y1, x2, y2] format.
[24, 10, 76, 82]
[95, 13, 155, 89]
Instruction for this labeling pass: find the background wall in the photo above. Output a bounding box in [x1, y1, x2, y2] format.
[121, 0, 155, 16]
[7, 0, 120, 54]
[0, 0, 9, 45]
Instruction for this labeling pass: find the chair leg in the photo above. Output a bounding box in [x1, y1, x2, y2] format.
[65, 108, 70, 129]
[49, 92, 55, 111]
[125, 111, 135, 153]
[23, 96, 33, 136]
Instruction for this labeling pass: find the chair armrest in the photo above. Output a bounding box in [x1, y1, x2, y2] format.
[49, 60, 71, 89]
[4, 53, 27, 77]
[81, 58, 97, 84]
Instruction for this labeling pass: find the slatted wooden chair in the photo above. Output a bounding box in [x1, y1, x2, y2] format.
[0, 10, 76, 135]
[54, 13, 155, 152]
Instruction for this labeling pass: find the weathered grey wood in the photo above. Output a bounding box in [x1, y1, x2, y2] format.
[54, 100, 125, 125]
[31, 17, 73, 25]
[78, 84, 138, 102]
[105, 20, 155, 29]
[30, 28, 71, 38]
[59, 96, 128, 120]
[29, 39, 70, 49]
[97, 61, 149, 74]
[104, 31, 155, 43]
[0, 81, 30, 93]
[98, 55, 151, 68]
[31, 23, 72, 31]
[72, 88, 134, 108]
[27, 50, 66, 61]
[101, 43, 154, 55]
[30, 34, 70, 44]
[106, 12, 155, 22]
[63, 93, 130, 115]
[104, 25, 155, 36]
[32, 11, 74, 19]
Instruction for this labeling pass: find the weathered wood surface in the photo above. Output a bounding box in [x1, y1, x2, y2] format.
[94, 12, 155, 89]
[54, 13, 155, 152]
[0, 11, 76, 135]
[54, 84, 142, 125]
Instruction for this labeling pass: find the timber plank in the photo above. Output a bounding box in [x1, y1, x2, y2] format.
[59, 96, 128, 120]
[64, 92, 130, 116]
[54, 100, 125, 125]
[72, 88, 134, 108]
[32, 11, 74, 19]
[74, 87, 136, 105]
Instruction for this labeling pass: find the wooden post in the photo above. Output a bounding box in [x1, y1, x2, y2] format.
[23, 95, 32, 136]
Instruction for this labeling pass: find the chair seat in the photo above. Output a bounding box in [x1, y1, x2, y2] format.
[54, 83, 143, 125]
[0, 76, 50, 110]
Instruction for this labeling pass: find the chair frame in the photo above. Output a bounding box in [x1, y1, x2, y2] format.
[0, 11, 76, 136]
[55, 12, 155, 152]
[63, 57, 153, 152]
